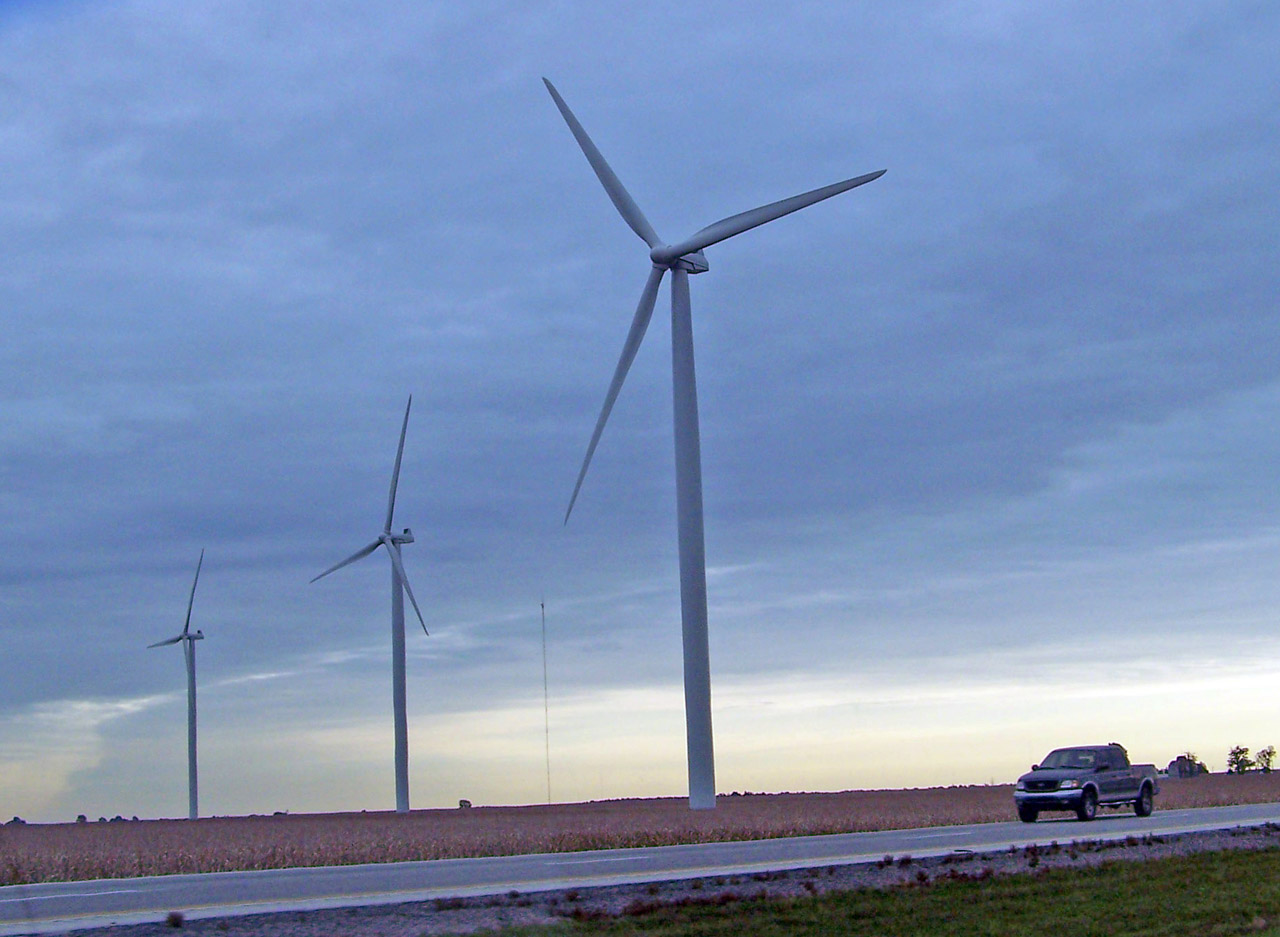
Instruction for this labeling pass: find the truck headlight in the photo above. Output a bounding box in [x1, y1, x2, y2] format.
[1015, 780, 1026, 790]
[1058, 779, 1080, 790]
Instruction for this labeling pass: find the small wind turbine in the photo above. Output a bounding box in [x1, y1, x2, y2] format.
[545, 78, 884, 810]
[148, 549, 206, 821]
[311, 395, 428, 814]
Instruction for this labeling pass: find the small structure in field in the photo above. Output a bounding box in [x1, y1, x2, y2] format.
[1167, 754, 1208, 778]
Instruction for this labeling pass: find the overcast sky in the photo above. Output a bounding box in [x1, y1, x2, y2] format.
[2, 0, 1279, 822]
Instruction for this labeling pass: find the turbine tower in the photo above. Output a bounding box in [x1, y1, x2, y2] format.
[312, 395, 428, 814]
[148, 549, 206, 821]
[545, 78, 884, 810]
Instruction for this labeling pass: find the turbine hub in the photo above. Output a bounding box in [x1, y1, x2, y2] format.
[650, 246, 709, 274]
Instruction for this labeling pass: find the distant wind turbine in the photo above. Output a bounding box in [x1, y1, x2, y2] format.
[311, 395, 428, 814]
[148, 549, 206, 821]
[545, 78, 884, 810]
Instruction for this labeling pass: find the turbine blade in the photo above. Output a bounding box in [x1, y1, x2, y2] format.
[385, 544, 429, 636]
[565, 265, 666, 524]
[385, 395, 412, 534]
[148, 634, 184, 648]
[543, 78, 662, 249]
[654, 169, 886, 263]
[183, 549, 204, 636]
[310, 540, 381, 583]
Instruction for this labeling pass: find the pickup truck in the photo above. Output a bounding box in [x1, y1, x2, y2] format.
[1014, 743, 1159, 822]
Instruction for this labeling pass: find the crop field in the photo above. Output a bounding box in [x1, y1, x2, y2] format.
[2, 773, 1278, 886]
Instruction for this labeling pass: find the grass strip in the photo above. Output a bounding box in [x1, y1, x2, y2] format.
[506, 846, 1280, 937]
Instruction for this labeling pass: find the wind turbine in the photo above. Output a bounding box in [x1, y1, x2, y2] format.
[311, 395, 428, 814]
[545, 78, 884, 810]
[148, 549, 206, 821]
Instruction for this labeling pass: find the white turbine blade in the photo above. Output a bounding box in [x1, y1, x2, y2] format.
[385, 544, 429, 636]
[565, 264, 666, 524]
[182, 548, 204, 636]
[652, 169, 886, 264]
[385, 395, 412, 534]
[310, 540, 381, 583]
[543, 78, 662, 249]
[148, 634, 184, 649]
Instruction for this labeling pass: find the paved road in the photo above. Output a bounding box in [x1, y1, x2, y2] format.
[4, 802, 1279, 935]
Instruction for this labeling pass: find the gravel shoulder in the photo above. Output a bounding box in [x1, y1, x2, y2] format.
[67, 822, 1280, 937]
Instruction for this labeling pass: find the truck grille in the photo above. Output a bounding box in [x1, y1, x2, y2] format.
[1024, 780, 1059, 792]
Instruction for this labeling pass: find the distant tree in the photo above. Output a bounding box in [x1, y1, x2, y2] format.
[1257, 746, 1276, 774]
[1227, 745, 1256, 774]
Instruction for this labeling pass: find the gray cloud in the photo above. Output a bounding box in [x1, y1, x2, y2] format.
[1, 0, 1278, 818]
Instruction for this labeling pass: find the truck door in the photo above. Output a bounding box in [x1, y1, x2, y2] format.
[1100, 748, 1131, 799]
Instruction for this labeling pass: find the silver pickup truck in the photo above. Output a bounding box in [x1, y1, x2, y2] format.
[1014, 743, 1159, 822]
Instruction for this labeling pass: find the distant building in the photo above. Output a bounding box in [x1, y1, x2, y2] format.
[1167, 754, 1208, 778]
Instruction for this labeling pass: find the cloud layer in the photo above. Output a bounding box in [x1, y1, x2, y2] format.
[1, 0, 1277, 820]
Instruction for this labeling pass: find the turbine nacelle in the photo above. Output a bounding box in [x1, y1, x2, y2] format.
[386, 528, 415, 546]
[651, 248, 710, 274]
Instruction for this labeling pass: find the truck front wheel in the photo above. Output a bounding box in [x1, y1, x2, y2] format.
[1018, 805, 1039, 823]
[1134, 784, 1153, 817]
[1075, 788, 1098, 821]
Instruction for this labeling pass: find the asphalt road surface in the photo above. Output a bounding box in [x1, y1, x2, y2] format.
[4, 802, 1279, 935]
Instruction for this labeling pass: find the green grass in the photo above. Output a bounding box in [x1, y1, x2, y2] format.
[492, 847, 1280, 937]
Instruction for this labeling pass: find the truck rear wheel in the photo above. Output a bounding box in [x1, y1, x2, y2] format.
[1018, 805, 1039, 823]
[1134, 784, 1153, 817]
[1075, 788, 1097, 821]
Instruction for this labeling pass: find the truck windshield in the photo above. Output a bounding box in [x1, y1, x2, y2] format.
[1040, 749, 1099, 770]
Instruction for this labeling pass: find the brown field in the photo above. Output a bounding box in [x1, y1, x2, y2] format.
[2, 773, 1278, 886]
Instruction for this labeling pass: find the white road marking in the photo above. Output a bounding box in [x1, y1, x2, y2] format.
[0, 890, 136, 905]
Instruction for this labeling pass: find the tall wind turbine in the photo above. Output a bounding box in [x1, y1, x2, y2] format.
[148, 549, 206, 821]
[545, 78, 884, 810]
[311, 395, 428, 814]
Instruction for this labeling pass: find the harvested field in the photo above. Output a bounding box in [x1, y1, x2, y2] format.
[2, 773, 1277, 886]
